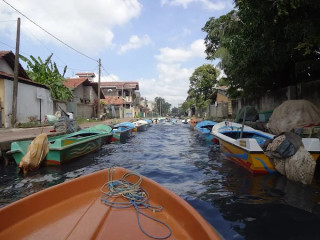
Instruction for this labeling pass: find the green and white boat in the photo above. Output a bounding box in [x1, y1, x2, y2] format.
[9, 124, 113, 165]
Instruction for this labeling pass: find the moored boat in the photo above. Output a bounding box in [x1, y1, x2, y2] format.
[212, 121, 320, 174]
[132, 120, 148, 132]
[0, 167, 222, 240]
[182, 118, 189, 124]
[144, 118, 152, 126]
[9, 124, 112, 165]
[188, 118, 203, 129]
[158, 117, 166, 124]
[84, 124, 114, 144]
[112, 122, 134, 142]
[195, 120, 217, 142]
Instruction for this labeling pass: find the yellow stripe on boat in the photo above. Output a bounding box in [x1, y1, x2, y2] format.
[220, 139, 276, 174]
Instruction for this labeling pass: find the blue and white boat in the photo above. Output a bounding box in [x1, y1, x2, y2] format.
[144, 119, 152, 126]
[112, 122, 135, 142]
[132, 120, 149, 132]
[195, 120, 217, 142]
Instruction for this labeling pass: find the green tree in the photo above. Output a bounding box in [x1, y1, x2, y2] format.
[20, 54, 73, 101]
[171, 107, 179, 116]
[188, 64, 219, 111]
[154, 97, 171, 116]
[179, 100, 191, 116]
[202, 1, 320, 98]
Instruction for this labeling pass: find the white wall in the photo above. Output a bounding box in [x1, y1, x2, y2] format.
[0, 59, 13, 74]
[4, 80, 53, 127]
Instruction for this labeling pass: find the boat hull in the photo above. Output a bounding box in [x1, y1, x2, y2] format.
[9, 125, 112, 165]
[136, 124, 148, 132]
[112, 128, 132, 143]
[46, 136, 107, 165]
[219, 138, 276, 174]
[217, 133, 320, 174]
[0, 167, 221, 240]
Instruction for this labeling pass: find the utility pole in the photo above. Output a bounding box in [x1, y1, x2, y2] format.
[97, 58, 101, 118]
[12, 17, 21, 127]
[122, 83, 124, 118]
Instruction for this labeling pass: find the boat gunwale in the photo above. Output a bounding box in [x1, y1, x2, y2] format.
[212, 129, 269, 153]
[112, 127, 132, 134]
[49, 133, 110, 151]
[216, 135, 265, 154]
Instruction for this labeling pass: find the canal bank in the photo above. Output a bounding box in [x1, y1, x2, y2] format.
[0, 117, 134, 164]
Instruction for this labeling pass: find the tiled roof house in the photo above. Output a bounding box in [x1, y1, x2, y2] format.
[63, 75, 105, 119]
[63, 77, 104, 104]
[100, 81, 139, 118]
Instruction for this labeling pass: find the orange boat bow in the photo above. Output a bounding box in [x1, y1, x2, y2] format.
[0, 167, 222, 240]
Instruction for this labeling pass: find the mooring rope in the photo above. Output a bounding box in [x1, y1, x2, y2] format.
[100, 168, 172, 239]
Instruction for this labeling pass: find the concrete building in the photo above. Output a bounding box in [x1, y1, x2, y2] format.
[0, 51, 53, 128]
[63, 73, 105, 118]
[100, 81, 139, 118]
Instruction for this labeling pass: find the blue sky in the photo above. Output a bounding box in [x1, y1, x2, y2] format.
[0, 0, 234, 107]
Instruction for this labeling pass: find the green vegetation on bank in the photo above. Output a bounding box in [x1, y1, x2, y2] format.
[20, 54, 73, 101]
[202, 1, 320, 98]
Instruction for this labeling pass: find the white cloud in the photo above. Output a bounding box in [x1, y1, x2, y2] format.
[138, 66, 191, 107]
[91, 73, 120, 82]
[155, 39, 206, 63]
[139, 39, 208, 107]
[101, 74, 121, 82]
[161, 0, 227, 10]
[0, 0, 142, 54]
[117, 34, 151, 55]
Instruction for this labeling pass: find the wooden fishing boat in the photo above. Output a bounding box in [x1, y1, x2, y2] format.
[195, 120, 217, 142]
[86, 124, 114, 144]
[132, 120, 149, 132]
[112, 122, 134, 142]
[0, 167, 221, 240]
[9, 124, 112, 165]
[158, 117, 166, 124]
[144, 119, 152, 126]
[211, 121, 320, 174]
[182, 118, 189, 124]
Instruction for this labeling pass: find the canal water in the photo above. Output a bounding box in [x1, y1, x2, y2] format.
[1, 122, 320, 239]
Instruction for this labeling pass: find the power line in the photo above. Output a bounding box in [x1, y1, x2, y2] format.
[101, 64, 119, 81]
[0, 39, 94, 75]
[2, 0, 98, 63]
[101, 65, 112, 76]
[0, 40, 14, 49]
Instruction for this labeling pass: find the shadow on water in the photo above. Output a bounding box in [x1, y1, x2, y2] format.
[1, 123, 320, 239]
